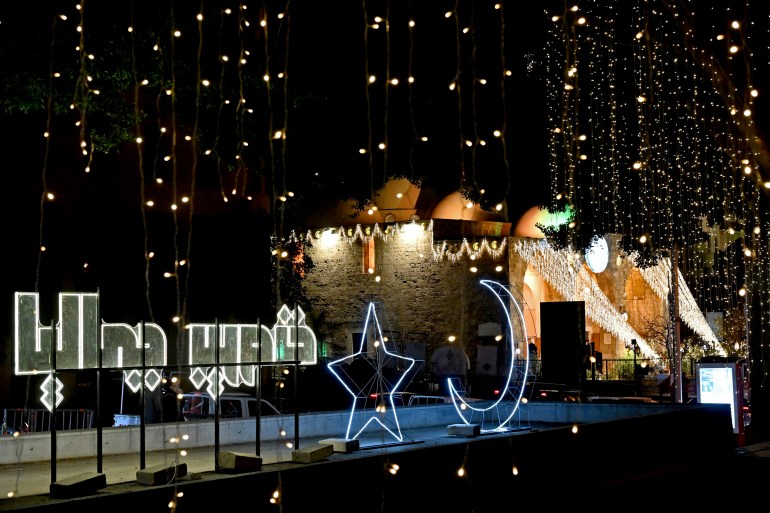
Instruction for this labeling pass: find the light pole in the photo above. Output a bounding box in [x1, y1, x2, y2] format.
[672, 244, 683, 404]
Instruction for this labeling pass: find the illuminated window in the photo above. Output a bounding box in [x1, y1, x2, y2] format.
[362, 238, 376, 274]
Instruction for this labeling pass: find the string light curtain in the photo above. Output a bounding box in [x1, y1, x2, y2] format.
[541, 0, 768, 381]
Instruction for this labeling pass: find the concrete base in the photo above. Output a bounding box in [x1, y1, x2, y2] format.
[218, 451, 263, 473]
[291, 443, 334, 463]
[447, 424, 480, 437]
[318, 438, 360, 453]
[136, 462, 188, 486]
[49, 472, 106, 499]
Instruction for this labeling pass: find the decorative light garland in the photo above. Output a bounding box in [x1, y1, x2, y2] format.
[542, 0, 767, 368]
[289, 220, 508, 264]
[432, 237, 508, 263]
[512, 238, 656, 358]
[637, 256, 724, 353]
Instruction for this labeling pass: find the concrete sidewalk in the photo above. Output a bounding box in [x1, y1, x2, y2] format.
[0, 422, 548, 509]
[0, 403, 752, 512]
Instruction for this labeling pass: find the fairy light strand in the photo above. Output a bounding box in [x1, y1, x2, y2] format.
[513, 237, 655, 358]
[543, 0, 768, 367]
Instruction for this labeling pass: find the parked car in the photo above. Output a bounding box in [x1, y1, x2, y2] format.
[180, 392, 281, 420]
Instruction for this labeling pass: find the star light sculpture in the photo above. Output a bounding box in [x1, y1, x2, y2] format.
[327, 302, 416, 442]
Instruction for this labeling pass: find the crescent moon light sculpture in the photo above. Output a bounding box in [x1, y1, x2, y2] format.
[448, 279, 532, 433]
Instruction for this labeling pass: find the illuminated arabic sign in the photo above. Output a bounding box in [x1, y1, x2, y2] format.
[14, 292, 318, 411]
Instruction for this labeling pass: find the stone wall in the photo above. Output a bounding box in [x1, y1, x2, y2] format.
[302, 224, 524, 373]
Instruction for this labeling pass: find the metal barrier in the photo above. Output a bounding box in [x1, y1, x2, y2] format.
[2, 408, 94, 433]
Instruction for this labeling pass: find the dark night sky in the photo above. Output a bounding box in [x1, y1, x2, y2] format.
[0, 2, 548, 402]
[2, 1, 767, 333]
[9, 1, 766, 409]
[0, 1, 550, 411]
[0, 0, 549, 314]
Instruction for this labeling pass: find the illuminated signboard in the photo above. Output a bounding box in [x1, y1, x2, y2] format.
[15, 292, 318, 411]
[187, 304, 318, 398]
[696, 362, 743, 434]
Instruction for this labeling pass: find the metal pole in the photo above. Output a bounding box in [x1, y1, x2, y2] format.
[294, 305, 300, 451]
[744, 296, 751, 363]
[96, 288, 103, 473]
[140, 321, 146, 470]
[215, 319, 220, 470]
[672, 244, 683, 403]
[50, 320, 57, 484]
[256, 319, 261, 456]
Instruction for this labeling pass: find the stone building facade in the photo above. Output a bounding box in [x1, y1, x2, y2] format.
[301, 220, 522, 388]
[298, 216, 718, 391]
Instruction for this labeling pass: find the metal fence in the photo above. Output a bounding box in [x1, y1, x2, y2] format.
[523, 357, 697, 382]
[2, 408, 94, 434]
[595, 358, 697, 380]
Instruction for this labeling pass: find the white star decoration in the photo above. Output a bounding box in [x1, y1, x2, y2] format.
[327, 302, 416, 442]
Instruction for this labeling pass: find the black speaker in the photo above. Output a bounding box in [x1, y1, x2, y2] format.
[539, 301, 586, 388]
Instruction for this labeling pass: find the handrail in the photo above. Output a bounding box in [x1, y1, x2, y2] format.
[2, 408, 94, 433]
